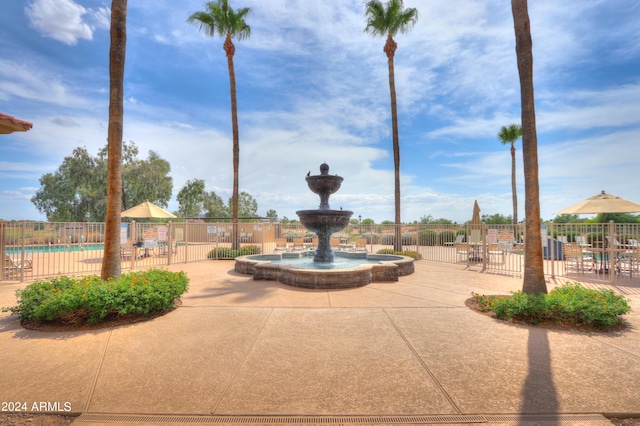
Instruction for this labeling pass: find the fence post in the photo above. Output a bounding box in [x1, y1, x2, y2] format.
[549, 221, 555, 278]
[167, 221, 173, 266]
[609, 220, 616, 284]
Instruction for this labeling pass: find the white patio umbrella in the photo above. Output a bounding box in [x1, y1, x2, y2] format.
[121, 201, 176, 218]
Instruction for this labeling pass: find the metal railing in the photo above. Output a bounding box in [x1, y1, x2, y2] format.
[3, 220, 639, 285]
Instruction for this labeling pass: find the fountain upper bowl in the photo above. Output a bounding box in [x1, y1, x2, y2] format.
[305, 175, 343, 195]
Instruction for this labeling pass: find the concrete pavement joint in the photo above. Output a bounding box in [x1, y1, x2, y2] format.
[368, 286, 461, 307]
[381, 309, 462, 415]
[84, 328, 113, 412]
[71, 412, 611, 424]
[589, 336, 640, 360]
[210, 308, 275, 414]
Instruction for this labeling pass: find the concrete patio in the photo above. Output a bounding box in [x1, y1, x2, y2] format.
[0, 260, 638, 425]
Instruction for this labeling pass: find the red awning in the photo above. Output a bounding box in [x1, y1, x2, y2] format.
[0, 112, 33, 134]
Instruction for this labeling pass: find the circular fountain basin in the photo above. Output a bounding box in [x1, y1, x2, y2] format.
[235, 251, 415, 289]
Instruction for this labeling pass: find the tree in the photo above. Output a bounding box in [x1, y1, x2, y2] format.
[482, 213, 513, 225]
[187, 0, 251, 249]
[364, 0, 418, 252]
[32, 147, 97, 222]
[265, 209, 278, 220]
[204, 191, 228, 219]
[176, 179, 206, 218]
[32, 142, 172, 222]
[512, 0, 546, 295]
[230, 191, 258, 220]
[101, 0, 127, 280]
[498, 123, 522, 225]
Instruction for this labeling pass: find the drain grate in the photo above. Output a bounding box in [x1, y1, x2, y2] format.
[74, 413, 609, 424]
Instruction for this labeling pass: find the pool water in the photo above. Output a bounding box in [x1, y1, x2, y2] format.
[5, 243, 105, 254]
[271, 256, 380, 269]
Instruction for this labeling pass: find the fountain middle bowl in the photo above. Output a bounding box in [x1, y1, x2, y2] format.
[296, 209, 353, 232]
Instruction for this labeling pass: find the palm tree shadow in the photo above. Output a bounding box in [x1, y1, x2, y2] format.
[519, 328, 559, 425]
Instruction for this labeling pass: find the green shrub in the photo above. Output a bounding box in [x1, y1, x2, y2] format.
[439, 230, 456, 245]
[472, 283, 631, 329]
[418, 230, 437, 246]
[376, 249, 422, 260]
[1, 269, 189, 324]
[362, 233, 379, 244]
[381, 234, 395, 245]
[207, 244, 261, 259]
[401, 233, 415, 245]
[284, 232, 301, 242]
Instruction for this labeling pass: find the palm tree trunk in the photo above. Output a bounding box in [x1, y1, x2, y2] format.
[385, 35, 402, 252]
[511, 144, 518, 225]
[225, 34, 240, 250]
[101, 0, 127, 280]
[512, 0, 546, 294]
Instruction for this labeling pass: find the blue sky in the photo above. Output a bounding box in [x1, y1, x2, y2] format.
[1, 0, 639, 224]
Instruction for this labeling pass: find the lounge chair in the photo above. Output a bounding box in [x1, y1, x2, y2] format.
[4, 254, 33, 279]
[444, 234, 465, 246]
[575, 236, 591, 247]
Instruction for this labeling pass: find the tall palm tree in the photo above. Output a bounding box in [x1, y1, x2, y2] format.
[497, 123, 522, 225]
[101, 0, 127, 280]
[511, 0, 546, 295]
[187, 0, 251, 250]
[364, 0, 418, 252]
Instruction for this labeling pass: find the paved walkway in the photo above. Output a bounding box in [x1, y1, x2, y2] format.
[1, 260, 639, 425]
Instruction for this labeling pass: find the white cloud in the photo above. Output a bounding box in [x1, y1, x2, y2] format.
[25, 0, 94, 45]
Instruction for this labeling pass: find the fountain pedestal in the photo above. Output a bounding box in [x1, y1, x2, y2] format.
[296, 163, 353, 263]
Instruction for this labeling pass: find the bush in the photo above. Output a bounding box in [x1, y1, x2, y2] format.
[401, 233, 415, 245]
[418, 230, 437, 246]
[362, 233, 380, 244]
[1, 269, 189, 324]
[284, 232, 301, 242]
[381, 234, 395, 245]
[439, 230, 456, 245]
[207, 244, 261, 259]
[376, 249, 422, 260]
[472, 283, 631, 329]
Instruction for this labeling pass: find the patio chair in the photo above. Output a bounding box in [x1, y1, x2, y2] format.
[563, 244, 592, 273]
[618, 249, 640, 277]
[292, 237, 305, 251]
[455, 243, 470, 263]
[487, 244, 505, 264]
[330, 238, 340, 250]
[444, 234, 465, 246]
[274, 238, 288, 252]
[354, 238, 368, 252]
[4, 254, 33, 279]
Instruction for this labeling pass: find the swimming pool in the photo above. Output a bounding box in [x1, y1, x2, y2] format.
[4, 243, 105, 254]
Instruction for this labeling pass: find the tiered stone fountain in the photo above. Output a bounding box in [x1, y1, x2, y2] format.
[234, 163, 415, 289]
[296, 163, 353, 263]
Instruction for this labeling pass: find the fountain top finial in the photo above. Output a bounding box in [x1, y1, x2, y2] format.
[320, 163, 329, 175]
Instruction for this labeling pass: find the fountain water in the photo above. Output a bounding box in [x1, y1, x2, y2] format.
[296, 163, 353, 263]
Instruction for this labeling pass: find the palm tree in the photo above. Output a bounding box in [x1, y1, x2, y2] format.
[511, 0, 546, 294]
[187, 0, 251, 250]
[364, 0, 418, 252]
[101, 0, 127, 280]
[497, 123, 522, 225]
